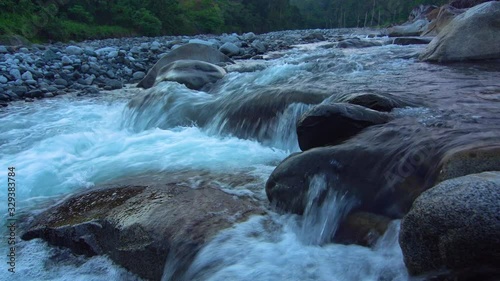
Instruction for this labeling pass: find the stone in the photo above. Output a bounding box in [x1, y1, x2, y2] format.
[44, 92, 54, 98]
[21, 71, 33, 81]
[393, 37, 433, 45]
[95, 47, 118, 56]
[437, 145, 500, 182]
[399, 172, 500, 279]
[43, 49, 61, 61]
[0, 45, 8, 53]
[420, 1, 500, 62]
[219, 42, 241, 56]
[150, 41, 161, 51]
[11, 86, 28, 96]
[266, 124, 443, 216]
[251, 40, 266, 53]
[154, 60, 226, 90]
[297, 103, 390, 151]
[21, 173, 264, 281]
[188, 39, 217, 48]
[61, 56, 73, 65]
[130, 46, 141, 54]
[54, 78, 68, 86]
[422, 5, 465, 36]
[132, 71, 146, 80]
[387, 19, 430, 37]
[137, 43, 234, 89]
[337, 38, 383, 48]
[335, 212, 392, 247]
[9, 69, 21, 80]
[241, 32, 256, 41]
[65, 46, 83, 55]
[107, 51, 119, 58]
[0, 75, 8, 84]
[328, 92, 419, 112]
[105, 79, 122, 90]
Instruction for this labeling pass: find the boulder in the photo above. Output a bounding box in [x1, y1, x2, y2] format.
[266, 125, 443, 216]
[399, 172, 500, 279]
[437, 145, 500, 182]
[154, 59, 226, 90]
[22, 173, 264, 281]
[297, 103, 390, 151]
[449, 0, 495, 9]
[335, 211, 392, 246]
[0, 34, 31, 46]
[387, 19, 430, 37]
[328, 92, 420, 112]
[422, 5, 466, 36]
[393, 37, 433, 45]
[420, 1, 500, 62]
[219, 42, 240, 56]
[337, 38, 383, 48]
[137, 43, 234, 89]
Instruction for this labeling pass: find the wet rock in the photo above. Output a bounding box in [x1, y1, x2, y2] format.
[387, 19, 430, 37]
[335, 211, 392, 247]
[420, 1, 500, 62]
[337, 38, 383, 48]
[399, 172, 500, 279]
[302, 32, 326, 41]
[224, 61, 267, 73]
[138, 43, 233, 89]
[22, 173, 264, 281]
[297, 103, 390, 151]
[154, 60, 226, 90]
[219, 42, 240, 56]
[437, 145, 500, 182]
[251, 40, 266, 53]
[266, 125, 442, 216]
[393, 37, 433, 45]
[329, 92, 419, 112]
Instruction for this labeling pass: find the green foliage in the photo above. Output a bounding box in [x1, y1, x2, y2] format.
[132, 8, 162, 36]
[0, 0, 452, 41]
[68, 5, 94, 23]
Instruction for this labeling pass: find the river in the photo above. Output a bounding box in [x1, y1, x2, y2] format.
[1, 31, 499, 280]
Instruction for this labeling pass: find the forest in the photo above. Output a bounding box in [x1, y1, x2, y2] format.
[0, 0, 448, 42]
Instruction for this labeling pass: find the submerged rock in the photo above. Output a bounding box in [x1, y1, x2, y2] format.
[138, 43, 233, 89]
[297, 103, 390, 151]
[420, 1, 500, 62]
[437, 145, 500, 182]
[154, 59, 226, 90]
[399, 171, 500, 279]
[22, 173, 264, 281]
[328, 92, 420, 112]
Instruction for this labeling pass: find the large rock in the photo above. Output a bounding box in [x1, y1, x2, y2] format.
[422, 5, 466, 36]
[154, 59, 226, 90]
[266, 125, 443, 217]
[387, 19, 430, 37]
[138, 43, 233, 89]
[399, 172, 500, 279]
[327, 92, 419, 112]
[297, 103, 390, 151]
[337, 38, 383, 48]
[437, 145, 500, 182]
[450, 0, 495, 9]
[420, 1, 500, 62]
[22, 173, 264, 281]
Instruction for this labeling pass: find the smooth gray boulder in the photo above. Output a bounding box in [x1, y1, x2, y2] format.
[420, 1, 500, 62]
[154, 59, 226, 90]
[137, 43, 233, 89]
[400, 171, 500, 279]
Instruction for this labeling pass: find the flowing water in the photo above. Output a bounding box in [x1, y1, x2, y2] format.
[1, 31, 499, 280]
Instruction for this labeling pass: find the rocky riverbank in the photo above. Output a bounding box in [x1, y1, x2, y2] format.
[0, 28, 387, 106]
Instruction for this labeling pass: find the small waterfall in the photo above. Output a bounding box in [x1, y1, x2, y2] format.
[298, 174, 358, 245]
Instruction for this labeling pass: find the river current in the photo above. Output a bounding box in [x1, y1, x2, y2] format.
[1, 31, 499, 280]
